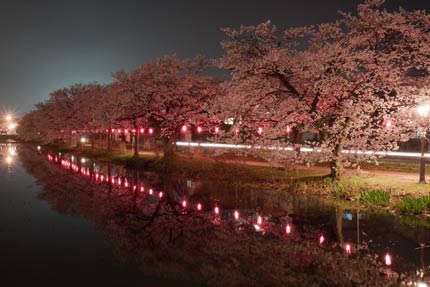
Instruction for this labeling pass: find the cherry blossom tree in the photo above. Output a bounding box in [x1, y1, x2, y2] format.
[114, 55, 220, 159]
[217, 0, 430, 178]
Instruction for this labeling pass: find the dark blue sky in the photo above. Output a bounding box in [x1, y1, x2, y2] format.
[1, 0, 429, 116]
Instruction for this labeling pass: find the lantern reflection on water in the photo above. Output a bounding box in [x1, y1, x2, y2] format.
[285, 224, 292, 235]
[234, 210, 240, 221]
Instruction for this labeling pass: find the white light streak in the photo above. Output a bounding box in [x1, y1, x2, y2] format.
[176, 141, 430, 158]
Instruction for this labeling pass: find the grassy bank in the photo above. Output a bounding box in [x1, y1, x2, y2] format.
[43, 144, 430, 217]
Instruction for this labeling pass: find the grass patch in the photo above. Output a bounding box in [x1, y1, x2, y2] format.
[396, 197, 426, 214]
[360, 189, 390, 206]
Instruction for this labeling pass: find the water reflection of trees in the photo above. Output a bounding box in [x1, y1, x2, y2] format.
[19, 146, 398, 287]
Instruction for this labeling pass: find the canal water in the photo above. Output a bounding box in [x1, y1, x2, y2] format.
[2, 142, 430, 286]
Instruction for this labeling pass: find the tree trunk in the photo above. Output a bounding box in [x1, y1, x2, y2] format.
[133, 125, 139, 158]
[330, 159, 343, 180]
[163, 134, 177, 160]
[329, 117, 352, 180]
[293, 127, 302, 153]
[107, 130, 112, 152]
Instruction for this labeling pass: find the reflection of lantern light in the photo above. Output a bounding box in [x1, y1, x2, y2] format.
[149, 188, 153, 195]
[124, 181, 129, 188]
[140, 186, 144, 192]
[234, 210, 240, 220]
[257, 215, 262, 225]
[345, 244, 351, 254]
[385, 254, 392, 266]
[197, 126, 203, 133]
[133, 185, 137, 191]
[182, 200, 187, 208]
[5, 156, 13, 164]
[158, 191, 163, 198]
[100, 175, 104, 181]
[286, 224, 292, 234]
[214, 206, 220, 215]
[111, 177, 115, 184]
[118, 178, 122, 185]
[254, 224, 260, 231]
[197, 203, 202, 211]
[181, 125, 187, 133]
[319, 235, 325, 245]
[149, 128, 154, 134]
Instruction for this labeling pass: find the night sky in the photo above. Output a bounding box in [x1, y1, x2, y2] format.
[1, 0, 429, 116]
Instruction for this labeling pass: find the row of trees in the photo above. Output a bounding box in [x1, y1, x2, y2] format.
[18, 1, 430, 178]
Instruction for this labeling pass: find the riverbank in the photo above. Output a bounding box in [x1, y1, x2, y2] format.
[42, 144, 430, 218]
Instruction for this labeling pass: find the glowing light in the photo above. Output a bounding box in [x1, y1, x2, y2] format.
[214, 127, 220, 133]
[234, 210, 240, 220]
[286, 224, 292, 235]
[181, 125, 187, 133]
[319, 235, 325, 245]
[254, 224, 261, 231]
[111, 129, 115, 133]
[197, 126, 203, 134]
[132, 129, 136, 133]
[345, 244, 351, 254]
[257, 127, 263, 135]
[418, 104, 430, 117]
[8, 148, 16, 156]
[133, 185, 137, 191]
[158, 191, 163, 198]
[182, 200, 187, 208]
[37, 145, 41, 151]
[286, 126, 292, 133]
[149, 128, 154, 135]
[124, 129, 128, 134]
[417, 282, 428, 287]
[149, 188, 153, 195]
[100, 175, 104, 181]
[257, 215, 263, 225]
[8, 123, 17, 130]
[140, 128, 144, 134]
[111, 177, 115, 184]
[5, 155, 13, 164]
[80, 137, 87, 143]
[197, 203, 202, 211]
[235, 128, 239, 134]
[81, 158, 86, 164]
[118, 178, 122, 185]
[5, 114, 12, 122]
[124, 181, 129, 188]
[140, 186, 144, 192]
[214, 206, 220, 215]
[385, 119, 393, 128]
[384, 253, 392, 266]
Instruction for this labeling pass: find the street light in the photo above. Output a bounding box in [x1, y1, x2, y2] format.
[5, 114, 12, 122]
[417, 104, 430, 184]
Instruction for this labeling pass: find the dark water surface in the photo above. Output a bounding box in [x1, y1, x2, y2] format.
[2, 143, 430, 286]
